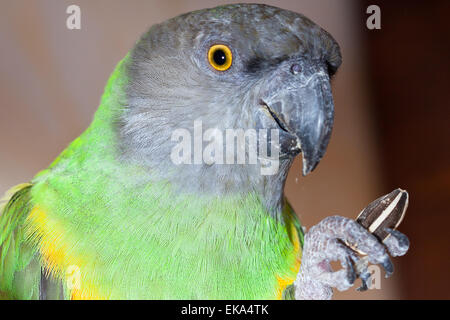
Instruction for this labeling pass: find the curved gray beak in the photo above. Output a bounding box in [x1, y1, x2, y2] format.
[292, 71, 334, 175]
[260, 67, 334, 176]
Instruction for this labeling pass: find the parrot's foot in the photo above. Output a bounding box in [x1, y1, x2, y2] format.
[294, 216, 409, 300]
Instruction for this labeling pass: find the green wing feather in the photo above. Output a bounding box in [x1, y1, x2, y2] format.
[0, 183, 64, 299]
[0, 183, 40, 299]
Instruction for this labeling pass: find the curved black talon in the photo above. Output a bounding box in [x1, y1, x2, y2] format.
[357, 271, 371, 291]
[346, 256, 357, 285]
[382, 256, 394, 278]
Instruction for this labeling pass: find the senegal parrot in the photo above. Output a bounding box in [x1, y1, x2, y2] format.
[0, 4, 409, 300]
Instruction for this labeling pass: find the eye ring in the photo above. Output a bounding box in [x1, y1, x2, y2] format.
[208, 44, 232, 71]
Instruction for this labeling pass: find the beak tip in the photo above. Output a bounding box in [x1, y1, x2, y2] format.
[301, 158, 319, 176]
[299, 134, 331, 176]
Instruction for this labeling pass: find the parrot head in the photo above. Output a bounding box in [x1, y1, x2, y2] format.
[119, 4, 341, 196]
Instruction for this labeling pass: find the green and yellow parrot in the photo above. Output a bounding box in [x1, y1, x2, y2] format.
[0, 4, 409, 300]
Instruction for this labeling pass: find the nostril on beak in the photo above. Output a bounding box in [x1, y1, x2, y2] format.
[290, 63, 302, 75]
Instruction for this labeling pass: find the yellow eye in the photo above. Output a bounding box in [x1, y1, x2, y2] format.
[208, 44, 232, 71]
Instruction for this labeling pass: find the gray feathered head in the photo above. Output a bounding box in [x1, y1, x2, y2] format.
[118, 4, 341, 197]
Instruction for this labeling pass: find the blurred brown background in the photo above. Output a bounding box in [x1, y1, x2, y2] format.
[0, 0, 448, 299]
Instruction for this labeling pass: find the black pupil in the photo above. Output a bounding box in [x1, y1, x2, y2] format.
[213, 49, 227, 66]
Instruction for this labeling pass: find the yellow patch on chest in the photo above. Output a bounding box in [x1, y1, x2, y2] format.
[25, 206, 105, 299]
[274, 221, 302, 300]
